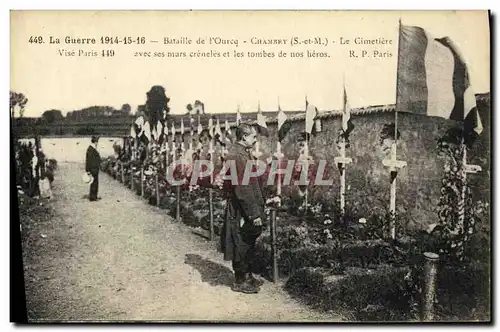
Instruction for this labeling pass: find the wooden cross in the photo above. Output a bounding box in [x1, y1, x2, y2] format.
[273, 141, 285, 197]
[189, 121, 194, 151]
[131, 139, 138, 192]
[457, 145, 482, 231]
[155, 171, 160, 208]
[302, 136, 310, 212]
[120, 137, 125, 183]
[207, 122, 216, 241]
[171, 144, 180, 222]
[121, 162, 125, 183]
[141, 166, 145, 197]
[165, 136, 170, 185]
[270, 140, 285, 283]
[333, 136, 352, 220]
[382, 142, 407, 239]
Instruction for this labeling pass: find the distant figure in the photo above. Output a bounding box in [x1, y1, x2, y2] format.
[38, 176, 52, 199]
[85, 136, 101, 201]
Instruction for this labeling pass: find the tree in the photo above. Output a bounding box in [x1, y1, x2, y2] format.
[193, 100, 205, 115]
[136, 104, 146, 116]
[186, 100, 204, 116]
[121, 103, 132, 114]
[145, 85, 170, 124]
[42, 109, 64, 123]
[10, 91, 28, 119]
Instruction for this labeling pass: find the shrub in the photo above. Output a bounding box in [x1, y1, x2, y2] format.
[285, 266, 415, 321]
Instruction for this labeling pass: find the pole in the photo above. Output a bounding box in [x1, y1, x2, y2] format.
[389, 144, 397, 239]
[271, 139, 282, 282]
[340, 146, 346, 227]
[176, 185, 181, 222]
[156, 173, 160, 207]
[176, 127, 184, 222]
[339, 75, 349, 221]
[209, 187, 214, 240]
[394, 18, 402, 153]
[190, 115, 194, 152]
[256, 101, 261, 153]
[458, 141, 467, 232]
[175, 144, 182, 223]
[131, 139, 137, 191]
[390, 18, 403, 240]
[121, 137, 126, 183]
[340, 80, 347, 219]
[271, 209, 278, 282]
[209, 135, 215, 241]
[421, 252, 439, 321]
[303, 95, 310, 214]
[131, 163, 134, 191]
[304, 133, 309, 213]
[141, 166, 144, 197]
[165, 137, 169, 197]
[121, 160, 125, 183]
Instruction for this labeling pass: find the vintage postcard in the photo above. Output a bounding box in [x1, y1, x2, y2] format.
[10, 10, 491, 323]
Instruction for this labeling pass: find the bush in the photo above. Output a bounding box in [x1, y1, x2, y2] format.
[285, 266, 414, 321]
[435, 261, 490, 321]
[75, 126, 97, 135]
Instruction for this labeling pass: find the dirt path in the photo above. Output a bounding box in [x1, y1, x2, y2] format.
[22, 163, 341, 322]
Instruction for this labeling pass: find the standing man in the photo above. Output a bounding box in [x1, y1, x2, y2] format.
[220, 124, 266, 294]
[85, 135, 101, 201]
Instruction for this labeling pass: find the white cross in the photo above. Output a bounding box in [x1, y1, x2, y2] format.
[334, 137, 352, 217]
[456, 146, 482, 232]
[382, 142, 407, 239]
[273, 141, 284, 198]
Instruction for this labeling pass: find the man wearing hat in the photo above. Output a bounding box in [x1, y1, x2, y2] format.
[220, 124, 266, 294]
[85, 135, 101, 201]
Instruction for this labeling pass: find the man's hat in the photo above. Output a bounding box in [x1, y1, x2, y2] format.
[91, 135, 100, 143]
[81, 172, 94, 184]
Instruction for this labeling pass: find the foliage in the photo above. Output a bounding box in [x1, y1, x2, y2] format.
[379, 122, 401, 143]
[14, 138, 56, 198]
[68, 105, 115, 120]
[15, 141, 36, 194]
[41, 110, 64, 123]
[121, 103, 132, 114]
[36, 128, 52, 135]
[186, 100, 205, 118]
[435, 128, 489, 263]
[285, 266, 415, 321]
[75, 125, 97, 135]
[145, 85, 170, 125]
[10, 90, 28, 119]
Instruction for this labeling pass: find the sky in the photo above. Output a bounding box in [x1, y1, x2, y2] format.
[10, 10, 490, 117]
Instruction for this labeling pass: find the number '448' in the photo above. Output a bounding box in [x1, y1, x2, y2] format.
[29, 36, 44, 43]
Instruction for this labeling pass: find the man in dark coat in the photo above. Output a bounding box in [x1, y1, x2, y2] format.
[85, 136, 101, 201]
[220, 124, 266, 294]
